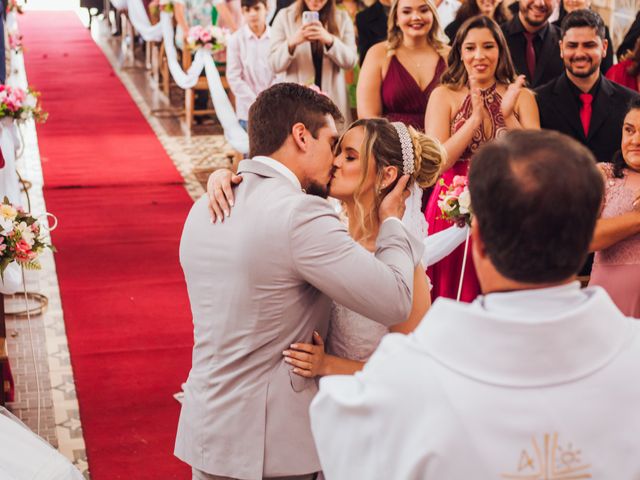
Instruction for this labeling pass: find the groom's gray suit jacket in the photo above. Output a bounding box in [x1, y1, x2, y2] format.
[175, 159, 424, 480]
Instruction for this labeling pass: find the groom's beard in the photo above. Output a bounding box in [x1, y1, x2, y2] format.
[306, 181, 329, 198]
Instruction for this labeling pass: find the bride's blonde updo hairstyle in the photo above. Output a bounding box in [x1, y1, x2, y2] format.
[339, 117, 445, 238]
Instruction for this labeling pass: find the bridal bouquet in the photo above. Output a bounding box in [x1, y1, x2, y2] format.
[187, 25, 226, 52]
[0, 85, 48, 123]
[438, 175, 472, 227]
[5, 0, 24, 14]
[8, 32, 23, 53]
[0, 198, 55, 276]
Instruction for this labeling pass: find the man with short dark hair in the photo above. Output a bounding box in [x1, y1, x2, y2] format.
[501, 0, 564, 87]
[175, 83, 424, 480]
[535, 9, 640, 163]
[311, 129, 640, 479]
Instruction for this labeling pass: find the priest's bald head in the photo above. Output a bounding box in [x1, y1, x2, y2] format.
[468, 130, 603, 293]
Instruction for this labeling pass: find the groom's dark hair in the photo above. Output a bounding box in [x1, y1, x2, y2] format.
[247, 83, 343, 158]
[469, 130, 603, 283]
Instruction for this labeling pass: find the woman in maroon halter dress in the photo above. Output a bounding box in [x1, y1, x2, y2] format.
[423, 16, 540, 302]
[356, 0, 448, 131]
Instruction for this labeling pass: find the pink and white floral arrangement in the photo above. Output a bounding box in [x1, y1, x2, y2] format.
[187, 25, 226, 52]
[8, 32, 23, 53]
[0, 85, 48, 123]
[0, 198, 55, 275]
[438, 175, 472, 227]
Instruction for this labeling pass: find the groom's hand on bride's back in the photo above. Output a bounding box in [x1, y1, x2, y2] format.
[378, 174, 411, 223]
[207, 168, 243, 223]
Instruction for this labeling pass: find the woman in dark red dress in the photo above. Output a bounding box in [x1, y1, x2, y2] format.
[423, 15, 539, 302]
[356, 0, 448, 131]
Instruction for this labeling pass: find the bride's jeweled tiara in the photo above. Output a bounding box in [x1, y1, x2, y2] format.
[391, 122, 415, 176]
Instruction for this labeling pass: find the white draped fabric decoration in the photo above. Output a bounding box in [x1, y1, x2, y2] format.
[109, 0, 249, 152]
[1, 12, 33, 294]
[0, 10, 27, 209]
[0, 408, 84, 480]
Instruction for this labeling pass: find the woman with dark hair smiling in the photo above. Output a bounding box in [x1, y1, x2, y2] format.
[589, 99, 640, 317]
[422, 15, 539, 302]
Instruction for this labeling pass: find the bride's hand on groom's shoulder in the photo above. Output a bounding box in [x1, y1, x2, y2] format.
[207, 168, 243, 223]
[283, 331, 326, 378]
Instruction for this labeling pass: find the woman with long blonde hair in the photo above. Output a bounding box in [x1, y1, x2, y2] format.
[356, 0, 448, 131]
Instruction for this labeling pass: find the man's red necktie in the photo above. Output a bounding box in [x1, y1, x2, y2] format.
[579, 93, 593, 137]
[524, 32, 536, 80]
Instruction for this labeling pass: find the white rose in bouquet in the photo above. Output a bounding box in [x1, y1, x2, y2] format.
[458, 189, 471, 214]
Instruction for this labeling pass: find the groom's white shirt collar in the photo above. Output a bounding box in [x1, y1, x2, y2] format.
[415, 283, 632, 387]
[252, 156, 302, 191]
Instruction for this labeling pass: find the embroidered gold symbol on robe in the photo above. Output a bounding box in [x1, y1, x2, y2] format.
[502, 433, 592, 479]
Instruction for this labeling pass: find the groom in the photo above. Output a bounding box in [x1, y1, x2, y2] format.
[175, 83, 424, 480]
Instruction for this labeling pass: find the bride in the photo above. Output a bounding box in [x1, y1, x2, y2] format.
[208, 118, 448, 376]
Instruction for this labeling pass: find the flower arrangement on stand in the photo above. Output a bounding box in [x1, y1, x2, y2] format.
[0, 198, 55, 275]
[0, 197, 56, 434]
[0, 85, 48, 124]
[438, 175, 472, 301]
[187, 25, 227, 52]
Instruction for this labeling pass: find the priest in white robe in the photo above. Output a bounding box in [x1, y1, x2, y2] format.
[310, 130, 640, 479]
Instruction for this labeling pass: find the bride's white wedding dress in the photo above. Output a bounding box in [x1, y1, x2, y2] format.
[325, 187, 468, 362]
[326, 302, 389, 362]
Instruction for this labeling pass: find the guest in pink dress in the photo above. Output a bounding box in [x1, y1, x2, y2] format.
[606, 38, 640, 93]
[589, 99, 640, 317]
[356, 0, 449, 131]
[423, 15, 540, 302]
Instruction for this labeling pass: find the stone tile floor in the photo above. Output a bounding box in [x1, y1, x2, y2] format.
[5, 11, 230, 478]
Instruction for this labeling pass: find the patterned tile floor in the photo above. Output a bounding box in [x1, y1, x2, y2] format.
[5, 10, 230, 478]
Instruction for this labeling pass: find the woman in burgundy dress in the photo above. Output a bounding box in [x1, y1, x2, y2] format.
[423, 15, 539, 302]
[356, 0, 448, 131]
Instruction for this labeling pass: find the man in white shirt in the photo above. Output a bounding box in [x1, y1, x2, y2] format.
[310, 129, 640, 479]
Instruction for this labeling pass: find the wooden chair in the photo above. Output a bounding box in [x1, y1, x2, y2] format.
[181, 46, 235, 136]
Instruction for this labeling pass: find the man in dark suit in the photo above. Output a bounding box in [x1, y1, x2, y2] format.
[501, 0, 563, 88]
[355, 0, 390, 65]
[535, 9, 640, 164]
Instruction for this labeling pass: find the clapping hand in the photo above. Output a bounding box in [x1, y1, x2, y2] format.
[283, 331, 326, 378]
[501, 75, 526, 119]
[468, 75, 485, 129]
[207, 168, 243, 223]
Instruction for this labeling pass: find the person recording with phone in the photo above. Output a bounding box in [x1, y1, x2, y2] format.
[270, 0, 358, 121]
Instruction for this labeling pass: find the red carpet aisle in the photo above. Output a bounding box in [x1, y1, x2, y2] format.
[20, 12, 193, 479]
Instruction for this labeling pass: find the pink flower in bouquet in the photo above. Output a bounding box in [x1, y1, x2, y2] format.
[14, 238, 36, 263]
[452, 175, 467, 188]
[8, 32, 22, 51]
[200, 30, 213, 43]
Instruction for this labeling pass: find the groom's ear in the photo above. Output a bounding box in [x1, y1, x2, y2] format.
[291, 123, 309, 153]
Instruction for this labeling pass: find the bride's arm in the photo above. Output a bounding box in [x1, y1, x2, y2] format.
[207, 168, 243, 222]
[283, 332, 365, 376]
[388, 265, 430, 334]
